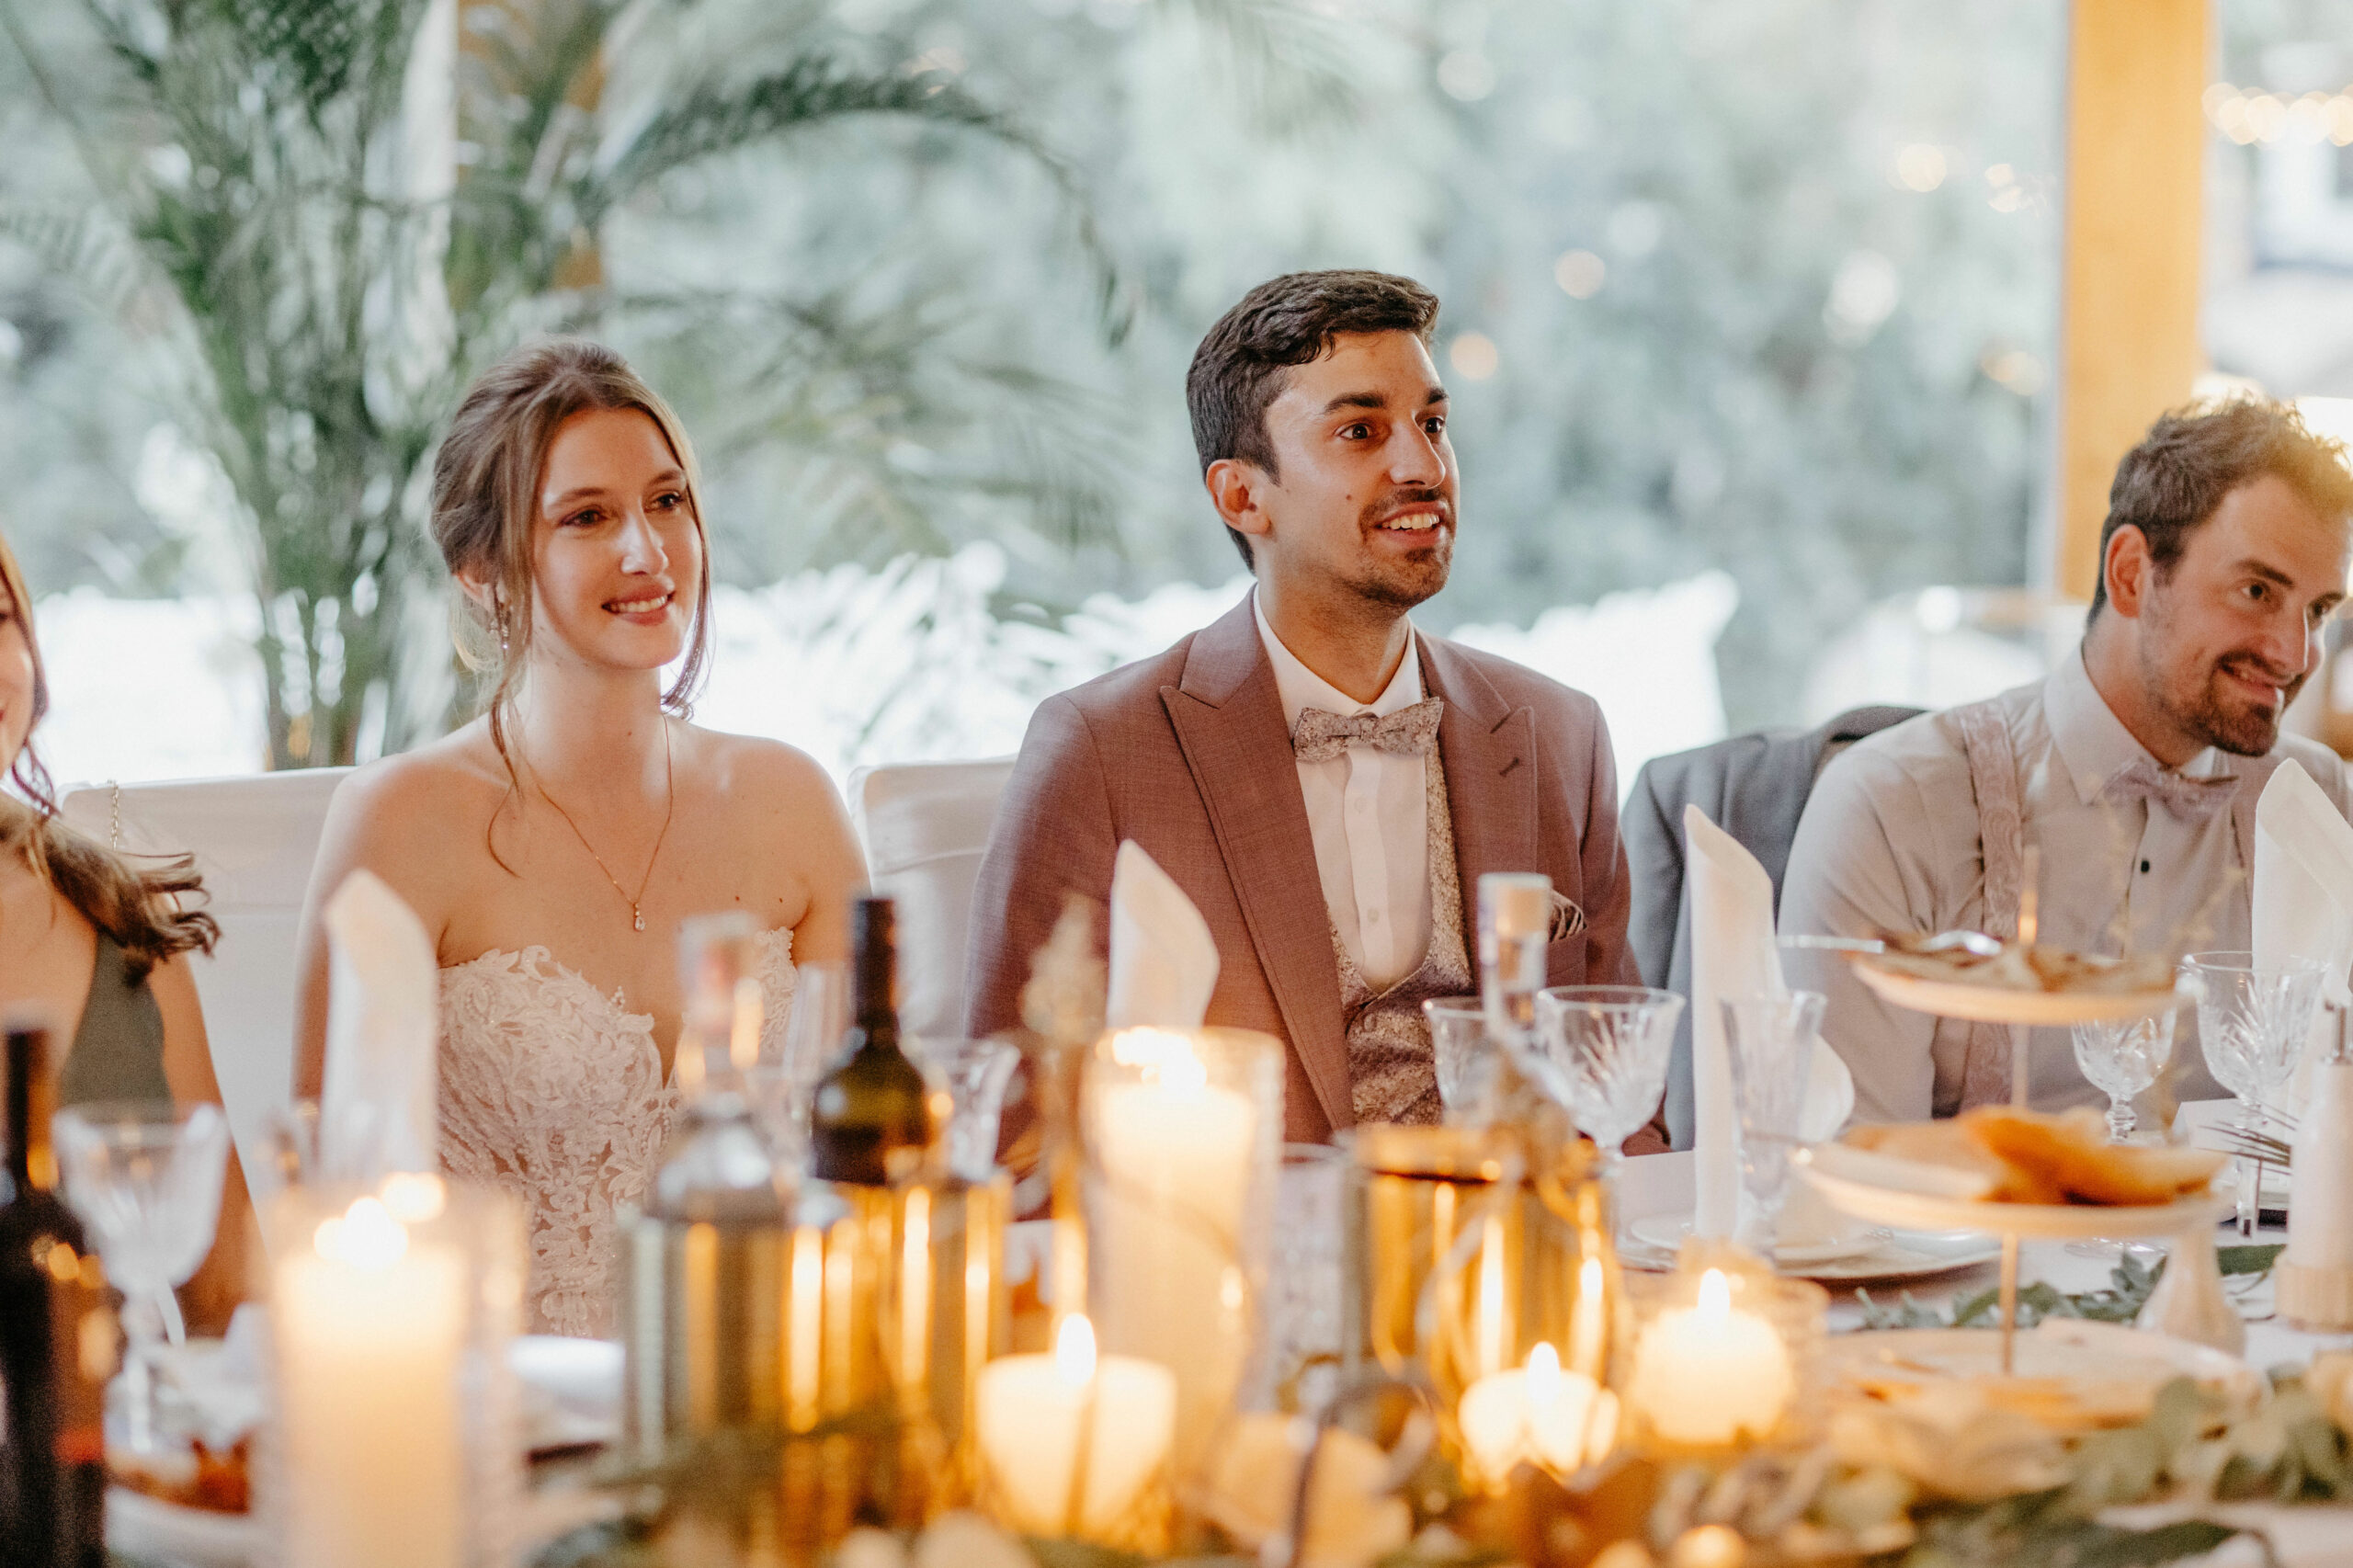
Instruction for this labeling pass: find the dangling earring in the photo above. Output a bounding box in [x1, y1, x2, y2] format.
[494, 600, 510, 657]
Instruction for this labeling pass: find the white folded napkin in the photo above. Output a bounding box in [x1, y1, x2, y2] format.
[318, 869, 440, 1180]
[1105, 840, 1220, 1031]
[2253, 759, 2353, 1094]
[1686, 805, 1857, 1239]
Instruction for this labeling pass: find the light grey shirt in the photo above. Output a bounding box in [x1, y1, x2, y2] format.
[1779, 650, 2353, 1122]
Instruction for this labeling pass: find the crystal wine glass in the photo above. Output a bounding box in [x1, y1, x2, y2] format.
[1421, 996, 1502, 1123]
[746, 961, 849, 1161]
[1524, 986, 1684, 1181]
[1720, 991, 1826, 1256]
[2183, 950, 2325, 1236]
[2070, 1011, 2177, 1143]
[910, 1036, 1020, 1183]
[51, 1099, 231, 1454]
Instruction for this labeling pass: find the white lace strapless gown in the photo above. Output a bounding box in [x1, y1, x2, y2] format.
[438, 930, 797, 1337]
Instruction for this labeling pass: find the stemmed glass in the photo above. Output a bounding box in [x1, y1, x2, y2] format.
[2064, 1009, 2178, 1260]
[1524, 986, 1684, 1181]
[2070, 1012, 2177, 1144]
[1421, 996, 1502, 1122]
[910, 1037, 1021, 1183]
[2182, 951, 2325, 1236]
[745, 960, 848, 1162]
[1720, 991, 1826, 1256]
[51, 1100, 231, 1454]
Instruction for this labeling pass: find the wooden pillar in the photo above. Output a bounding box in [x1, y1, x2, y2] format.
[2053, 0, 2210, 599]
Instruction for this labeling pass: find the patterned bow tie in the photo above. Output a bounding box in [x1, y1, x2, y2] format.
[2102, 754, 2238, 823]
[1291, 698, 1445, 764]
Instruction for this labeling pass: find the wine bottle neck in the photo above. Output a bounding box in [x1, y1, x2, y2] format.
[6, 1025, 55, 1192]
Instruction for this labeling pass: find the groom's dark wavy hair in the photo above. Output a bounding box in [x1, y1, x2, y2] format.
[1188, 270, 1441, 568]
[2090, 395, 2353, 619]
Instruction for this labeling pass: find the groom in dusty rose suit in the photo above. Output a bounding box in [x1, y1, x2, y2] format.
[964, 270, 1638, 1142]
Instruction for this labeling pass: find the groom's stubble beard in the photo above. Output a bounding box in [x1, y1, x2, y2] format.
[1346, 485, 1454, 611]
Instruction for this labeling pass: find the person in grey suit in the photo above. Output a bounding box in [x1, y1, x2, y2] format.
[964, 271, 1638, 1142]
[1621, 706, 1919, 1148]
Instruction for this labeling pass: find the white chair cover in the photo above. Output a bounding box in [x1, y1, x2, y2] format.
[58, 769, 349, 1208]
[849, 758, 1014, 1045]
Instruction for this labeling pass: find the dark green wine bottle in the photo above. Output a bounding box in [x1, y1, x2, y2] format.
[0, 1018, 109, 1568]
[808, 897, 934, 1185]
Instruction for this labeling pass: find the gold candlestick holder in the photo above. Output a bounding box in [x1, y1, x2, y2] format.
[1344, 1124, 1624, 1491]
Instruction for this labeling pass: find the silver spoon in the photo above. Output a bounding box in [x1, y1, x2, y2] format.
[1778, 930, 2004, 958]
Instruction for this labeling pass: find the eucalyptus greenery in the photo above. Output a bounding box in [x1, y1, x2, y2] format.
[1857, 1244, 2284, 1332]
[0, 0, 1104, 767]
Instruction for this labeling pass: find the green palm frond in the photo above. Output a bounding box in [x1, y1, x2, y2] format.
[1157, 0, 1359, 134]
[625, 283, 1128, 565]
[600, 55, 1023, 196]
[0, 201, 151, 313]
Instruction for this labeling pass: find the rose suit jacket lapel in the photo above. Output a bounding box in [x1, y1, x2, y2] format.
[1161, 597, 1354, 1131]
[1421, 636, 1538, 927]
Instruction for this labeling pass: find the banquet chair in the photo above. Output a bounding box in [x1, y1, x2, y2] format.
[848, 758, 1015, 1045]
[1623, 705, 1920, 1150]
[58, 768, 350, 1211]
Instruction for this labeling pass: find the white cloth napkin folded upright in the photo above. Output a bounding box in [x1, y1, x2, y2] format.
[318, 868, 440, 1180]
[1686, 805, 1856, 1239]
[1106, 840, 1221, 1031]
[2253, 759, 2353, 1096]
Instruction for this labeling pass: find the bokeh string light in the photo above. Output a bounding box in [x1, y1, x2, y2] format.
[2205, 82, 2353, 146]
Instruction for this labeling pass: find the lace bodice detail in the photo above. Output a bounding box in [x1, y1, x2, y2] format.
[438, 930, 797, 1338]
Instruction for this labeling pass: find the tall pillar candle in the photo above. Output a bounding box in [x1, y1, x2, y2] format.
[2282, 1052, 2353, 1328]
[273, 1195, 467, 1568]
[1084, 1028, 1279, 1473]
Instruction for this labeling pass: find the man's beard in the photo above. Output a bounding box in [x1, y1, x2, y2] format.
[1348, 488, 1453, 609]
[2142, 640, 2304, 757]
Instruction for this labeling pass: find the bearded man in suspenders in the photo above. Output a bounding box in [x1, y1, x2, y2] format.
[1781, 398, 2353, 1122]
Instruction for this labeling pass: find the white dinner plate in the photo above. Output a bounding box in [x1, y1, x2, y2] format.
[107, 1485, 261, 1568]
[513, 1335, 624, 1454]
[1853, 963, 2180, 1026]
[1626, 1213, 1882, 1267]
[1802, 1161, 2225, 1241]
[1620, 1221, 2002, 1282]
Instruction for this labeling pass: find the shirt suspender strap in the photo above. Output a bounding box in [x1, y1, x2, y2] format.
[1951, 698, 2024, 1110]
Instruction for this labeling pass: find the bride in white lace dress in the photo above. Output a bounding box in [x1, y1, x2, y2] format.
[293, 341, 865, 1337]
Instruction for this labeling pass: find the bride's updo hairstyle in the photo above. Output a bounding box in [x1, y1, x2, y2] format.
[0, 528, 215, 981]
[429, 339, 714, 776]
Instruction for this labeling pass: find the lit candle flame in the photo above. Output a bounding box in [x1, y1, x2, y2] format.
[1697, 1267, 1732, 1320]
[1527, 1339, 1563, 1400]
[1055, 1313, 1098, 1386]
[1108, 1028, 1209, 1091]
[313, 1197, 409, 1268]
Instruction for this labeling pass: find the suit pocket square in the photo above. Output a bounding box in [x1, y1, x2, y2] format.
[1548, 891, 1586, 942]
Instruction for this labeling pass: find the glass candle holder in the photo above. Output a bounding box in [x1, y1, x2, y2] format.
[259, 1175, 524, 1568]
[884, 1167, 1012, 1515]
[1345, 1124, 1623, 1492]
[1617, 1243, 1825, 1460]
[1081, 1026, 1283, 1482]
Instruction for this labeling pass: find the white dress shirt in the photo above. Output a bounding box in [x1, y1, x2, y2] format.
[1255, 594, 1433, 993]
[1779, 649, 2353, 1121]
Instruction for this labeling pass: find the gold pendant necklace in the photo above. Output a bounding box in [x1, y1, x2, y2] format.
[533, 721, 676, 933]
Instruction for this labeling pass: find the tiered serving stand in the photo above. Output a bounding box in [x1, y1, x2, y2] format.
[1807, 959, 2222, 1372]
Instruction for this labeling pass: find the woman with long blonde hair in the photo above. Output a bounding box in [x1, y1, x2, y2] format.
[293, 339, 863, 1336]
[0, 527, 251, 1326]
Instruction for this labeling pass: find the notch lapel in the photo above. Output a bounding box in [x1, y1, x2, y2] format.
[1162, 600, 1353, 1131]
[1423, 637, 1538, 920]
